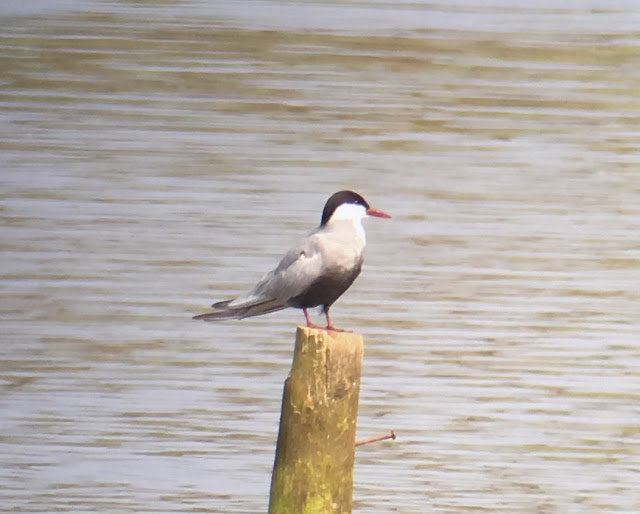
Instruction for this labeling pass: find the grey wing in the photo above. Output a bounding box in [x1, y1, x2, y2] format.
[230, 236, 323, 307]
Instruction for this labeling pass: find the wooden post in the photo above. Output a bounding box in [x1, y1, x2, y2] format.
[268, 326, 364, 514]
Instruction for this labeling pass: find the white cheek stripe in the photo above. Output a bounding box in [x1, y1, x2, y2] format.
[329, 203, 367, 222]
[328, 204, 367, 245]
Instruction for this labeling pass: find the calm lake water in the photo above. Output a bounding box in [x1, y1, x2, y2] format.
[2, 0, 640, 512]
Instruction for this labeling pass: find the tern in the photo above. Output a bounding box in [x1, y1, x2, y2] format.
[193, 190, 390, 331]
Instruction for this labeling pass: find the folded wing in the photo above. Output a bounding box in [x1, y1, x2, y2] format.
[193, 235, 323, 321]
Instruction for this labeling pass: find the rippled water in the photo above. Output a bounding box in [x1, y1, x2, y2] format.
[2, 0, 640, 512]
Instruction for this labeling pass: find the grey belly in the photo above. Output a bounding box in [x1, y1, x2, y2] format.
[288, 264, 362, 309]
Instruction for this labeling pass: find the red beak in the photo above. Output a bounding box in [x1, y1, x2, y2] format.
[366, 207, 391, 219]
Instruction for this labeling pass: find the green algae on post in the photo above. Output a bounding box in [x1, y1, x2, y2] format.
[269, 326, 364, 514]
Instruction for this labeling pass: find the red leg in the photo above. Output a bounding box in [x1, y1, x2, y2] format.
[303, 308, 323, 329]
[324, 307, 351, 333]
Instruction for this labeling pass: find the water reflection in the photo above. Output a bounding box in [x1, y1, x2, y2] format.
[2, 0, 640, 512]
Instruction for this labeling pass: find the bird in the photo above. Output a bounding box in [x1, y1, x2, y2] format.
[193, 190, 391, 331]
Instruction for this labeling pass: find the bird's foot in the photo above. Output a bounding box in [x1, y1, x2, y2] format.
[305, 321, 351, 333]
[325, 325, 352, 333]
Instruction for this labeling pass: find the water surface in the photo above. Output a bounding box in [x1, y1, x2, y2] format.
[2, 0, 640, 512]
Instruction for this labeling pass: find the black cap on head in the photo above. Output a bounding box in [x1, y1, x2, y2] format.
[320, 190, 370, 226]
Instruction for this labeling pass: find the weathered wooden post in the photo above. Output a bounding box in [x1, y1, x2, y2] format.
[268, 326, 364, 514]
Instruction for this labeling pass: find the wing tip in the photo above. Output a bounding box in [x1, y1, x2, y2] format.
[192, 312, 216, 321]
